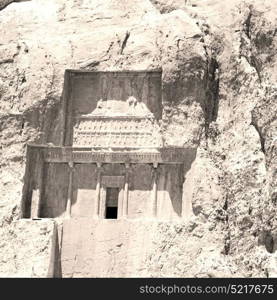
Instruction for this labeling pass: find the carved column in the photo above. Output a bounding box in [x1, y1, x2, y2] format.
[94, 162, 102, 219]
[36, 157, 45, 219]
[31, 189, 40, 219]
[66, 161, 74, 218]
[152, 163, 158, 218]
[122, 163, 130, 218]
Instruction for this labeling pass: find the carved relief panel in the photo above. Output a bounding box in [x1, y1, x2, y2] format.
[65, 71, 162, 146]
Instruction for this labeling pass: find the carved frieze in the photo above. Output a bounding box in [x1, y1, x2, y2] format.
[73, 116, 163, 148]
[42, 146, 187, 164]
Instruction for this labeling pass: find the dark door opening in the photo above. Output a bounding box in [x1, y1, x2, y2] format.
[105, 187, 119, 219]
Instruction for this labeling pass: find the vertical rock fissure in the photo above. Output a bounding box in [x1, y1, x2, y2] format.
[120, 31, 130, 55]
[250, 113, 265, 154]
[223, 193, 231, 255]
[204, 54, 220, 137]
[243, 6, 253, 40]
[241, 6, 262, 83]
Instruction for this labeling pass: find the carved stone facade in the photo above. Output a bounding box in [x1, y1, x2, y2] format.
[20, 70, 196, 276]
[21, 71, 196, 222]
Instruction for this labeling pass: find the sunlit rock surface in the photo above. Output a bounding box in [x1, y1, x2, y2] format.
[0, 0, 276, 277]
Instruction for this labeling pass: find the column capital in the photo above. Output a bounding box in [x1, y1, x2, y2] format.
[125, 163, 133, 175]
[94, 163, 103, 177]
[152, 163, 159, 178]
[68, 161, 74, 169]
[153, 162, 158, 169]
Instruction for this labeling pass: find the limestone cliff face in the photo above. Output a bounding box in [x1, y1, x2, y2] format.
[0, 0, 276, 277]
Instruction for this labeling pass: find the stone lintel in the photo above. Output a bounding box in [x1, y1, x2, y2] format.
[67, 69, 162, 78]
[27, 145, 190, 164]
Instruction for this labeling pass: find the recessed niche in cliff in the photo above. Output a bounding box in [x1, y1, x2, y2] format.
[21, 70, 198, 222]
[259, 231, 276, 254]
[265, 233, 276, 254]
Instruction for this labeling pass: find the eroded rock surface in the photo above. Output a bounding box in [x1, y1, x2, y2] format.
[0, 0, 276, 277]
[0, 219, 57, 277]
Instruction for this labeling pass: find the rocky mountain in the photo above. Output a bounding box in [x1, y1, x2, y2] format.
[0, 0, 276, 277]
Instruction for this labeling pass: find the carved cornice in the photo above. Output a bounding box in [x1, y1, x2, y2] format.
[27, 145, 190, 164]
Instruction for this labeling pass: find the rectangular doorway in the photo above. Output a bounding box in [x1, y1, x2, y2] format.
[105, 187, 119, 219]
